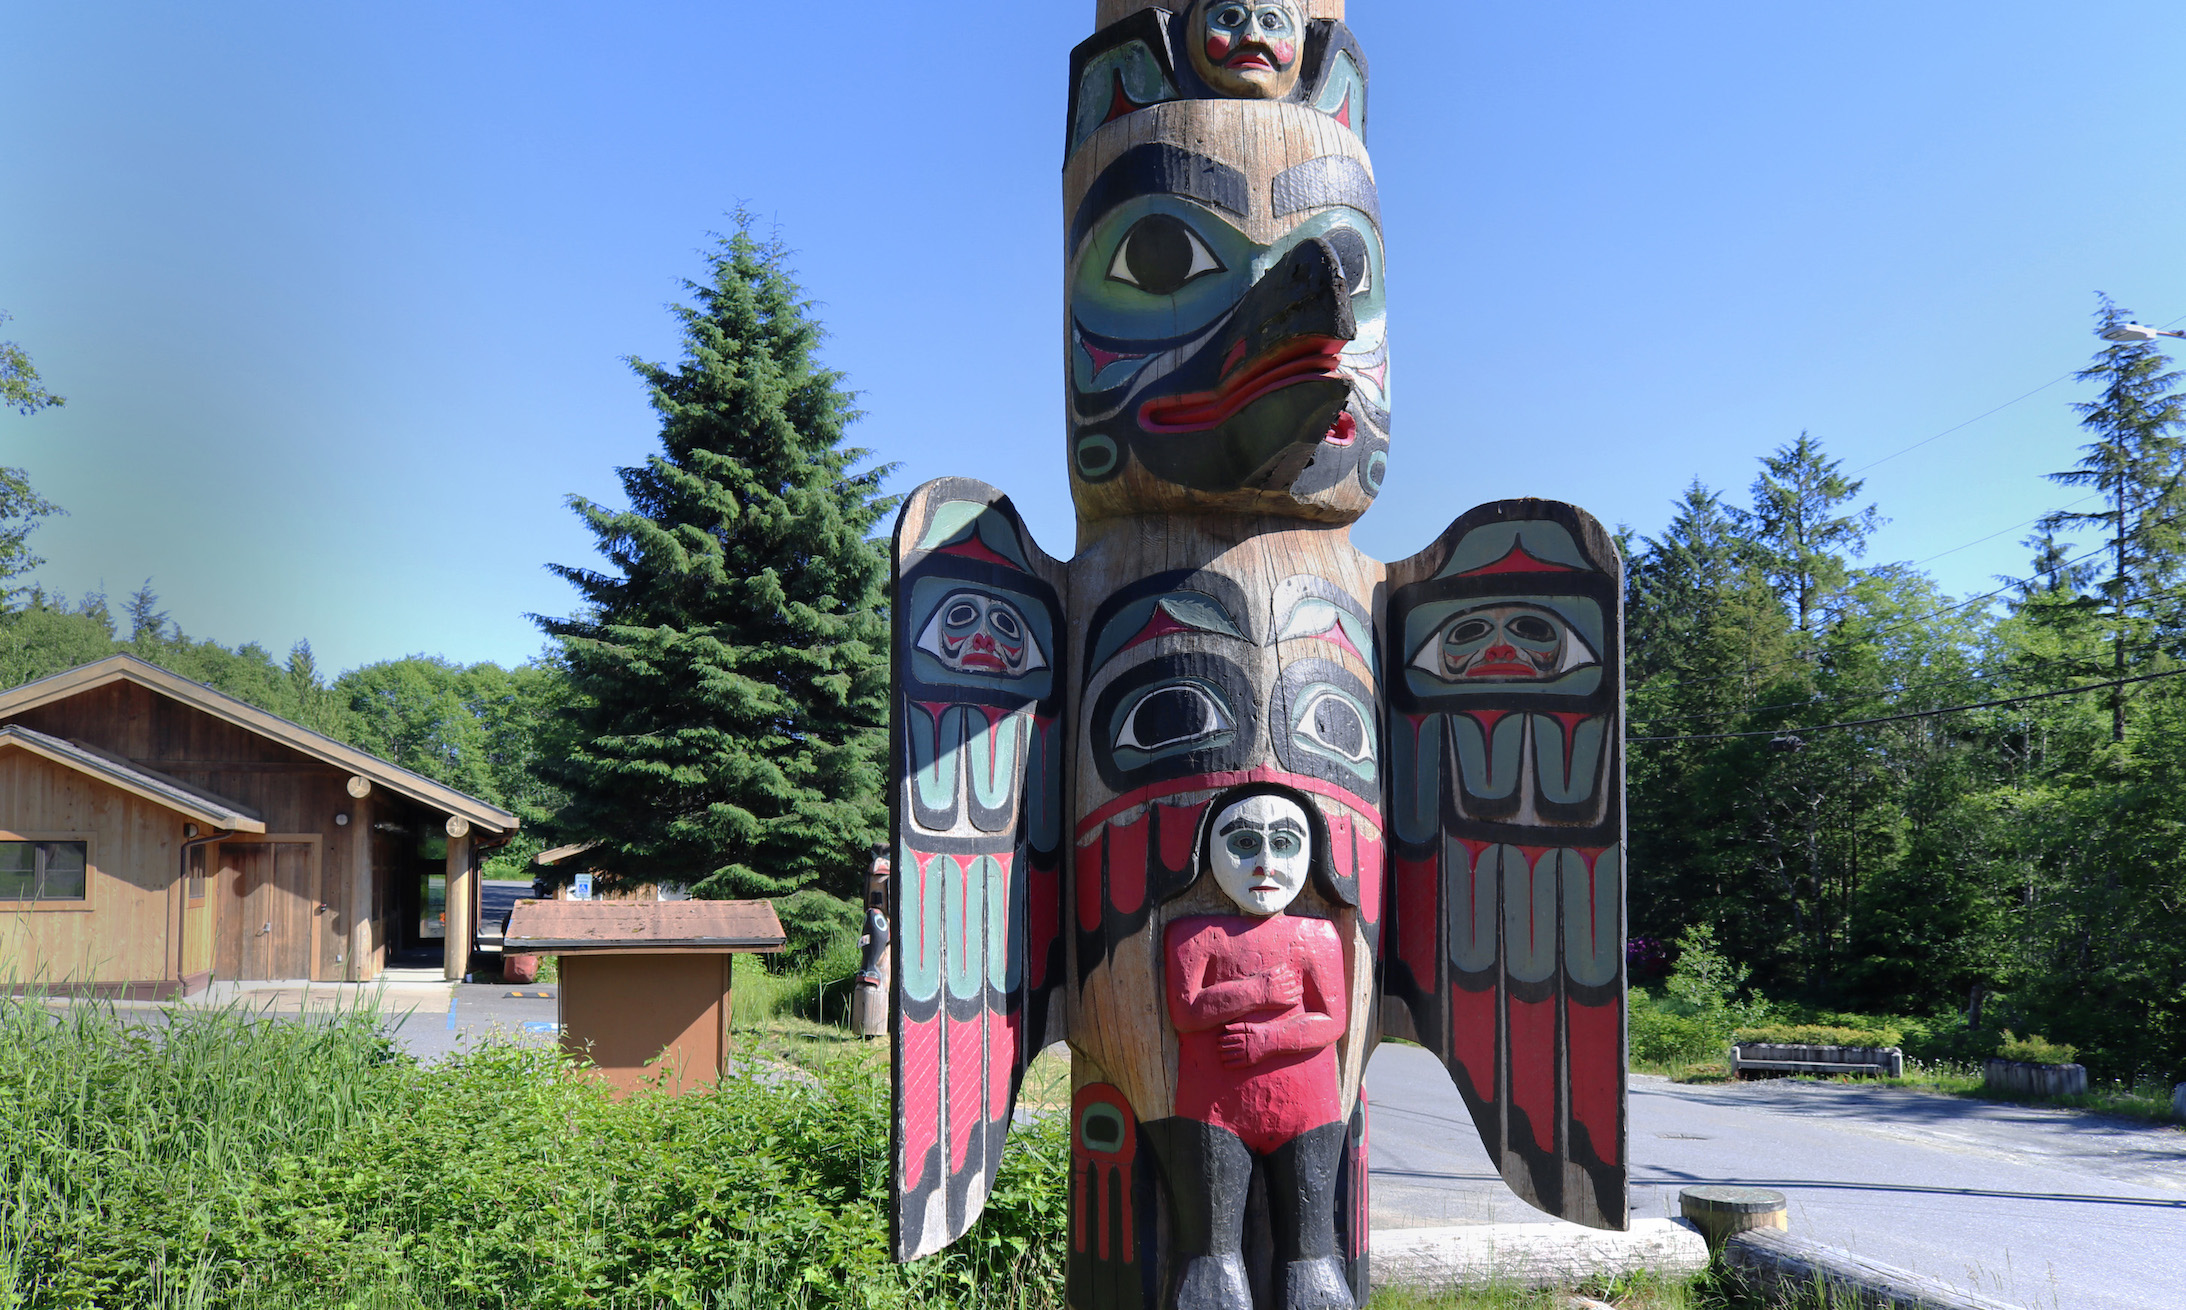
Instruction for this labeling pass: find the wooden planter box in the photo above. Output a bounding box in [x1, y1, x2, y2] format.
[1730, 1043, 1903, 1080]
[1983, 1058, 2088, 1098]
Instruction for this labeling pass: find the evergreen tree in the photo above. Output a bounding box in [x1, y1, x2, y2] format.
[2038, 295, 2186, 740]
[538, 216, 895, 915]
[125, 579, 171, 643]
[1734, 432, 1884, 635]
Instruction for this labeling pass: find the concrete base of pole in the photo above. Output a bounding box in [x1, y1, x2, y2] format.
[1723, 1228, 2033, 1310]
[1370, 1219, 1710, 1291]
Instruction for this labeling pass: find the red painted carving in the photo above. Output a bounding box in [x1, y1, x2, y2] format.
[1394, 852, 1437, 987]
[1107, 810, 1150, 914]
[1028, 861, 1061, 987]
[1506, 995, 1557, 1152]
[1166, 913, 1348, 1155]
[1076, 835, 1103, 931]
[1566, 999, 1620, 1166]
[901, 1013, 941, 1188]
[1449, 983, 1496, 1104]
[1458, 540, 1580, 577]
[932, 535, 1021, 569]
[947, 1014, 986, 1169]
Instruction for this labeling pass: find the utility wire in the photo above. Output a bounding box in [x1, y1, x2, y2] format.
[1631, 582, 2186, 727]
[1642, 502, 2186, 695]
[1847, 310, 2186, 475]
[1628, 666, 2186, 743]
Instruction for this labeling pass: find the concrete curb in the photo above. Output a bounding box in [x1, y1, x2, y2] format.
[1371, 1219, 1710, 1290]
[1724, 1227, 2030, 1310]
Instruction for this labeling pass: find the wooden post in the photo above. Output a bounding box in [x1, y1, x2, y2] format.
[348, 792, 373, 982]
[442, 827, 473, 982]
[889, 3, 1626, 1304]
[1680, 1186, 1789, 1249]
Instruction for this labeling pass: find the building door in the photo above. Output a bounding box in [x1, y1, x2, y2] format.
[214, 841, 319, 980]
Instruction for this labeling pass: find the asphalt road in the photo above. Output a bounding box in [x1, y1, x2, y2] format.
[1364, 1043, 2186, 1310]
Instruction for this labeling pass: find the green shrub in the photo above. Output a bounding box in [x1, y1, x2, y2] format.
[1629, 990, 1722, 1067]
[773, 889, 864, 972]
[1997, 1030, 2079, 1065]
[0, 993, 1066, 1309]
[1732, 1024, 1903, 1049]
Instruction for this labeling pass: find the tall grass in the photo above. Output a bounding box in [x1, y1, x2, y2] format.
[0, 993, 1064, 1309]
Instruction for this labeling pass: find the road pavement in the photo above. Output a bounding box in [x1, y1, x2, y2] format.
[1364, 1043, 2186, 1310]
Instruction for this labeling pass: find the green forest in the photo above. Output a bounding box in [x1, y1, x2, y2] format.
[6, 260, 2183, 1088]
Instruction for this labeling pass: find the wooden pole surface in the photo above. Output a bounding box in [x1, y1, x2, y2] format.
[442, 830, 473, 981]
[348, 792, 373, 982]
[1096, 0, 1346, 31]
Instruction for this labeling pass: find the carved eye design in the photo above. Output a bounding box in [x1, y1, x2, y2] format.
[1411, 603, 1596, 683]
[1115, 681, 1234, 755]
[1293, 687, 1374, 766]
[1257, 7, 1294, 34]
[1108, 215, 1225, 296]
[1209, 3, 1249, 29]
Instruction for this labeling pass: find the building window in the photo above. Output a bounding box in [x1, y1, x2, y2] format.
[187, 846, 207, 904]
[0, 840, 89, 902]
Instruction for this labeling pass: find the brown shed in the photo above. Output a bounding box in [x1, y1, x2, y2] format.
[503, 898, 785, 1097]
[0, 655, 520, 995]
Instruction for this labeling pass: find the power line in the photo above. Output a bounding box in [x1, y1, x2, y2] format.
[1633, 582, 2186, 727]
[1628, 666, 2186, 744]
[1642, 502, 2186, 696]
[1847, 309, 2186, 476]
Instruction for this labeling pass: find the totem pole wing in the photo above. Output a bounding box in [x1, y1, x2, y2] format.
[1378, 499, 1628, 1230]
[891, 478, 1071, 1260]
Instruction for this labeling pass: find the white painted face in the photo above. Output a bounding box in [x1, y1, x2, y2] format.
[1209, 794, 1312, 916]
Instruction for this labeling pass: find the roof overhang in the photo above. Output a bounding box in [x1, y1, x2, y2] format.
[0, 656, 519, 835]
[0, 725, 267, 833]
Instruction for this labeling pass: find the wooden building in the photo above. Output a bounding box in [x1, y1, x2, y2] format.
[0, 655, 520, 995]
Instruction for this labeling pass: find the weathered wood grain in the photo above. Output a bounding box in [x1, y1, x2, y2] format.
[1723, 1228, 2033, 1310]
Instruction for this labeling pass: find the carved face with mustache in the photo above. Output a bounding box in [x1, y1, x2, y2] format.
[1188, 0, 1306, 99]
[1064, 98, 1390, 525]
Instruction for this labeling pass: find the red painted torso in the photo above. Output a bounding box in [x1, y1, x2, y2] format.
[1165, 913, 1348, 1154]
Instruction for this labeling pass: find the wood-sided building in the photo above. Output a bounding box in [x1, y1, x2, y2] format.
[0, 655, 520, 996]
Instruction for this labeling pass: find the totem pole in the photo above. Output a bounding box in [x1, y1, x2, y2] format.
[853, 845, 893, 1038]
[890, 3, 1627, 1307]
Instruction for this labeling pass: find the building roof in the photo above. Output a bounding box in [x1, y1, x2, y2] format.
[0, 655, 520, 835]
[0, 725, 268, 833]
[503, 899, 786, 954]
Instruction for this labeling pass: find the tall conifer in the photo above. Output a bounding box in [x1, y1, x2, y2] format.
[539, 218, 894, 910]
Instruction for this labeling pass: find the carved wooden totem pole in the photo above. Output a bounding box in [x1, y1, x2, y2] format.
[890, 3, 1627, 1307]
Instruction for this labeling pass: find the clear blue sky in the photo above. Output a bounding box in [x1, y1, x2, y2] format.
[4, 1, 2183, 674]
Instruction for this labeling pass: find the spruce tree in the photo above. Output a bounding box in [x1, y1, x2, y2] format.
[538, 217, 895, 921]
[2038, 294, 2186, 740]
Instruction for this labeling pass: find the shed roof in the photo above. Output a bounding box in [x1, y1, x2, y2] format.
[0, 725, 268, 832]
[0, 656, 519, 835]
[503, 899, 786, 954]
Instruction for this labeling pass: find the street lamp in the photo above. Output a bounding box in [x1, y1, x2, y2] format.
[2100, 322, 2185, 344]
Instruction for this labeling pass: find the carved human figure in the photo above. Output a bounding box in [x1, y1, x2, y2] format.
[1187, 0, 1307, 98]
[1160, 791, 1351, 1310]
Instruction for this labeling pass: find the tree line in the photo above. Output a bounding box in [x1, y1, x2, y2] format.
[7, 263, 2183, 1079]
[1627, 296, 2186, 1082]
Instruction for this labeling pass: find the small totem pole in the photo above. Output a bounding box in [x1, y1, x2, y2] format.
[853, 844, 893, 1038]
[890, 3, 1627, 1307]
